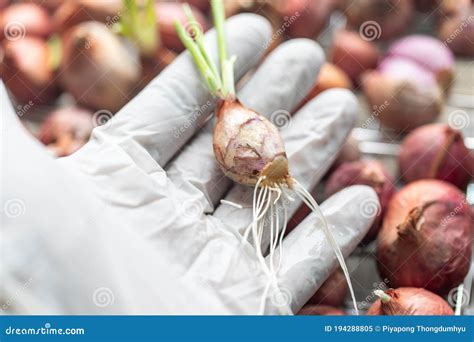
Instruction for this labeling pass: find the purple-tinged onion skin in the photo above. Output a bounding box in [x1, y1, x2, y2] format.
[367, 287, 454, 315]
[399, 124, 474, 190]
[362, 57, 443, 131]
[325, 160, 396, 243]
[213, 99, 289, 186]
[0, 3, 52, 40]
[387, 35, 455, 92]
[377, 180, 472, 295]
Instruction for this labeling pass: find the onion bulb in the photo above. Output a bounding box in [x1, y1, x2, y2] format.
[377, 180, 472, 295]
[326, 160, 396, 243]
[399, 124, 474, 190]
[367, 287, 454, 315]
[60, 22, 141, 112]
[308, 268, 348, 307]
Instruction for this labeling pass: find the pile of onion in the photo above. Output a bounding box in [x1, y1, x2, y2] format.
[60, 21, 141, 112]
[298, 305, 346, 315]
[377, 180, 472, 295]
[343, 0, 413, 40]
[367, 287, 454, 315]
[362, 35, 454, 131]
[39, 107, 94, 157]
[326, 160, 396, 243]
[330, 30, 379, 86]
[399, 124, 474, 190]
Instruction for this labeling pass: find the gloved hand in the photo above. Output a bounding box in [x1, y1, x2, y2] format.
[1, 14, 378, 315]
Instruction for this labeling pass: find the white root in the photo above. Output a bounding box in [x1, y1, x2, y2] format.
[292, 178, 359, 315]
[247, 176, 358, 315]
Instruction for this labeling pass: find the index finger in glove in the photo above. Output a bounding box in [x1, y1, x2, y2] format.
[272, 185, 378, 314]
[94, 14, 271, 167]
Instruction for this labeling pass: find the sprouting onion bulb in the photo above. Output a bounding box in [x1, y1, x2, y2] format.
[174, 0, 358, 315]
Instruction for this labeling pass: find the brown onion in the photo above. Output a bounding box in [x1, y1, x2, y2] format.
[298, 63, 352, 109]
[156, 2, 209, 53]
[399, 124, 474, 190]
[343, 0, 413, 40]
[139, 48, 177, 91]
[377, 180, 472, 295]
[438, 4, 474, 57]
[308, 268, 348, 307]
[326, 160, 396, 243]
[2, 36, 58, 104]
[60, 22, 141, 112]
[0, 3, 52, 40]
[39, 107, 94, 157]
[367, 287, 454, 315]
[298, 305, 346, 315]
[362, 57, 443, 131]
[387, 35, 455, 93]
[331, 30, 380, 85]
[53, 0, 122, 33]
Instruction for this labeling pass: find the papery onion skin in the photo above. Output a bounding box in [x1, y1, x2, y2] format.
[298, 305, 346, 315]
[362, 57, 443, 131]
[387, 35, 455, 93]
[367, 287, 454, 315]
[60, 22, 141, 112]
[326, 160, 395, 243]
[308, 268, 348, 307]
[213, 100, 290, 186]
[0, 3, 52, 40]
[399, 124, 474, 190]
[377, 180, 472, 295]
[331, 30, 380, 85]
[438, 4, 474, 57]
[39, 107, 94, 157]
[2, 36, 59, 104]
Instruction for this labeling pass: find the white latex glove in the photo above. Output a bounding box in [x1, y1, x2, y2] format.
[1, 14, 378, 315]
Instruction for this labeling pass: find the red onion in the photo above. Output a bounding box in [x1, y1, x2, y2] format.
[39, 107, 94, 157]
[60, 22, 141, 112]
[331, 30, 380, 85]
[0, 0, 9, 10]
[298, 305, 346, 315]
[325, 160, 396, 243]
[362, 57, 443, 131]
[330, 135, 361, 172]
[399, 124, 474, 190]
[377, 180, 472, 295]
[53, 0, 122, 33]
[343, 0, 413, 40]
[156, 2, 209, 53]
[387, 35, 455, 93]
[139, 48, 177, 91]
[308, 268, 348, 307]
[273, 0, 334, 39]
[0, 3, 52, 40]
[2, 36, 58, 104]
[438, 4, 474, 57]
[367, 287, 454, 315]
